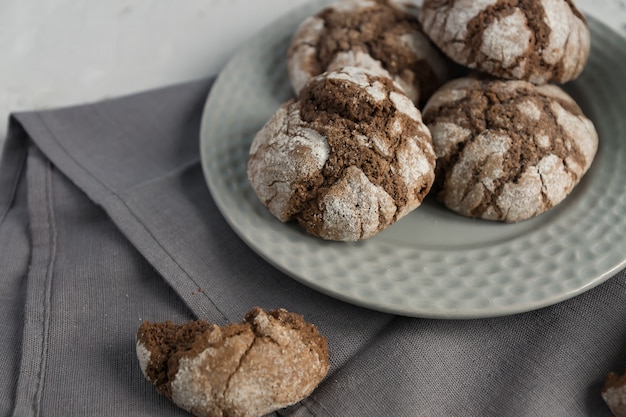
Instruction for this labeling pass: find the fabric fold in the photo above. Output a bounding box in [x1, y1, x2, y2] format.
[0, 123, 31, 416]
[11, 146, 57, 417]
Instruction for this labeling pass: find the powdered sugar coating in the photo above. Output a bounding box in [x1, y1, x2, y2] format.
[550, 101, 598, 170]
[603, 387, 626, 417]
[480, 9, 532, 70]
[247, 105, 330, 222]
[171, 327, 251, 417]
[420, 0, 590, 84]
[390, 91, 421, 122]
[332, 0, 377, 12]
[320, 166, 396, 240]
[248, 67, 436, 241]
[422, 76, 598, 222]
[288, 16, 326, 95]
[327, 51, 394, 90]
[287, 0, 455, 105]
[136, 340, 152, 379]
[223, 312, 328, 417]
[603, 379, 626, 417]
[139, 309, 329, 417]
[517, 100, 542, 121]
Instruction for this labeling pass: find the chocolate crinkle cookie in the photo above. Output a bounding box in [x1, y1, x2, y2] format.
[287, 0, 456, 107]
[247, 66, 436, 241]
[422, 76, 598, 223]
[419, 0, 590, 84]
[136, 308, 330, 417]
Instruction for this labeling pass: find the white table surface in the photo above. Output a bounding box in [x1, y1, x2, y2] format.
[1, 0, 625, 144]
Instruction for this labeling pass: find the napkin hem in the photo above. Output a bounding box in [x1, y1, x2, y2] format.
[12, 103, 231, 322]
[0, 119, 29, 228]
[11, 147, 57, 417]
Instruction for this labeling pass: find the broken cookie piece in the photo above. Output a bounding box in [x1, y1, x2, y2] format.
[603, 372, 626, 417]
[136, 308, 330, 417]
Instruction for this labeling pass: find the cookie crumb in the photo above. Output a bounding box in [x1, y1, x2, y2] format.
[603, 372, 626, 417]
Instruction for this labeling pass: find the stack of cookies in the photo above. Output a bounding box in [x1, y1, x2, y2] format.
[247, 0, 599, 241]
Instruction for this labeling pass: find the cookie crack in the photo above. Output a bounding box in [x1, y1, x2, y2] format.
[537, 168, 556, 209]
[563, 0, 586, 22]
[223, 335, 257, 401]
[433, 2, 453, 42]
[541, 99, 587, 177]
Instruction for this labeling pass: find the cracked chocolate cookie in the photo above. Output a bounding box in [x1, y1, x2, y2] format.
[422, 76, 598, 222]
[136, 308, 329, 417]
[248, 66, 436, 241]
[419, 0, 590, 84]
[287, 0, 455, 107]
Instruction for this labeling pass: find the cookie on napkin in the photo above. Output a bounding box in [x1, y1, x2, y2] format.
[136, 308, 329, 417]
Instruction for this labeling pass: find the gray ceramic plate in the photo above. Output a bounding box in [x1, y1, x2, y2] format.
[200, 0, 626, 318]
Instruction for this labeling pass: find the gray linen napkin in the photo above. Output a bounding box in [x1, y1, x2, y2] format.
[1, 78, 625, 417]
